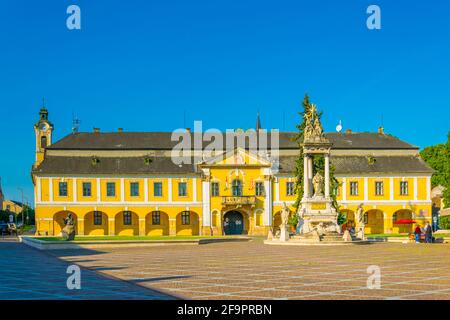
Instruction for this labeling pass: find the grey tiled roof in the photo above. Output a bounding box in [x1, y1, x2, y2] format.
[278, 155, 434, 174]
[47, 132, 418, 150]
[33, 156, 199, 175]
[34, 155, 433, 175]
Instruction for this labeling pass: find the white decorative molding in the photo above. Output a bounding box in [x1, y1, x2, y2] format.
[426, 177, 431, 200]
[73, 178, 77, 202]
[275, 178, 280, 202]
[263, 179, 273, 226]
[96, 178, 101, 202]
[201, 180, 211, 227]
[35, 201, 203, 207]
[193, 178, 197, 202]
[390, 177, 394, 200]
[37, 177, 41, 202]
[414, 177, 418, 201]
[120, 178, 125, 202]
[342, 178, 347, 202]
[364, 177, 368, 201]
[168, 178, 173, 202]
[49, 178, 53, 202]
[340, 200, 432, 205]
[144, 178, 149, 202]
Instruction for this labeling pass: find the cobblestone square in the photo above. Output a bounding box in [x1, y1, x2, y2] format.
[45, 239, 450, 300]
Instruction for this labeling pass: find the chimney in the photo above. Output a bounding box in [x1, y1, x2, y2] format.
[345, 129, 352, 135]
[93, 127, 100, 133]
[378, 126, 384, 135]
[118, 128, 123, 133]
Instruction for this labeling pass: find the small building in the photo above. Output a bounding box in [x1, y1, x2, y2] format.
[2, 200, 25, 214]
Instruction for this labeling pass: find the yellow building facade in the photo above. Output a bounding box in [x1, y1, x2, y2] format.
[32, 108, 434, 236]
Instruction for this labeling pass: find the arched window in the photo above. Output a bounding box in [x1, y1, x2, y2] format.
[123, 211, 132, 225]
[152, 211, 161, 225]
[40, 136, 47, 148]
[232, 179, 243, 196]
[181, 211, 190, 225]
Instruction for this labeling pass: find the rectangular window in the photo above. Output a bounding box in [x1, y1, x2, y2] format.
[350, 182, 359, 196]
[123, 211, 132, 225]
[255, 182, 264, 196]
[93, 211, 102, 225]
[106, 182, 116, 197]
[181, 211, 190, 225]
[375, 181, 384, 196]
[178, 182, 187, 197]
[153, 182, 163, 197]
[400, 181, 409, 196]
[59, 182, 68, 197]
[130, 182, 139, 197]
[334, 185, 340, 197]
[152, 211, 160, 225]
[82, 182, 92, 197]
[211, 182, 219, 197]
[286, 182, 295, 196]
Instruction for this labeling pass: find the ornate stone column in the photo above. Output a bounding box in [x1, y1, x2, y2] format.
[263, 176, 273, 228]
[308, 155, 313, 195]
[201, 170, 212, 235]
[303, 155, 309, 198]
[325, 154, 330, 198]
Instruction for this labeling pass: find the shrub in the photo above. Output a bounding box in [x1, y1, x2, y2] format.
[439, 216, 450, 230]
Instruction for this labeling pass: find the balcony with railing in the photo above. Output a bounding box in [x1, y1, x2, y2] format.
[221, 196, 256, 206]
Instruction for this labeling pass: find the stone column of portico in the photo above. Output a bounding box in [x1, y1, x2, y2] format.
[201, 176, 212, 236]
[303, 155, 310, 198]
[263, 176, 273, 231]
[308, 155, 313, 196]
[325, 154, 330, 198]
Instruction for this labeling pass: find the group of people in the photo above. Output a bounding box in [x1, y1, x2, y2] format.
[414, 222, 433, 243]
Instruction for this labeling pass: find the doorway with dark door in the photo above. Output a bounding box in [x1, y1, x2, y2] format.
[223, 211, 244, 235]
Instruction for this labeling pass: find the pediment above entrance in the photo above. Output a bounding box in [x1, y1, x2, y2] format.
[199, 148, 272, 168]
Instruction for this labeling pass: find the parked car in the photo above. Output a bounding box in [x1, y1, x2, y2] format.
[0, 223, 9, 235]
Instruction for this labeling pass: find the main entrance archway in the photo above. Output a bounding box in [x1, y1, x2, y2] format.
[223, 211, 244, 235]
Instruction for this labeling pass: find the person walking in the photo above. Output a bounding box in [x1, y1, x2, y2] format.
[424, 221, 433, 243]
[414, 224, 422, 243]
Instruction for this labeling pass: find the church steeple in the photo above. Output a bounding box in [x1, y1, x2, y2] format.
[34, 99, 53, 166]
[256, 112, 262, 131]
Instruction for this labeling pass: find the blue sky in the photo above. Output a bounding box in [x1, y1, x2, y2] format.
[0, 0, 449, 203]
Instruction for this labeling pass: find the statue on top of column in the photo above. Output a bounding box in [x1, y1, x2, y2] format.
[303, 104, 327, 143]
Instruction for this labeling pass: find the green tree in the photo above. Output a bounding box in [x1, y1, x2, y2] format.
[443, 132, 450, 208]
[290, 94, 342, 226]
[421, 132, 450, 208]
[420, 143, 447, 187]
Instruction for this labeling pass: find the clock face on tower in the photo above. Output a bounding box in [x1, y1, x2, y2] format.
[39, 123, 48, 132]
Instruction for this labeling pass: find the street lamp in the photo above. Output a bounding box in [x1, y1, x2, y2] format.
[18, 188, 24, 226]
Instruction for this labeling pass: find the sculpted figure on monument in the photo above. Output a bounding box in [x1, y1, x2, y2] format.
[281, 202, 290, 227]
[312, 172, 324, 197]
[313, 117, 324, 139]
[62, 213, 76, 241]
[356, 203, 364, 225]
